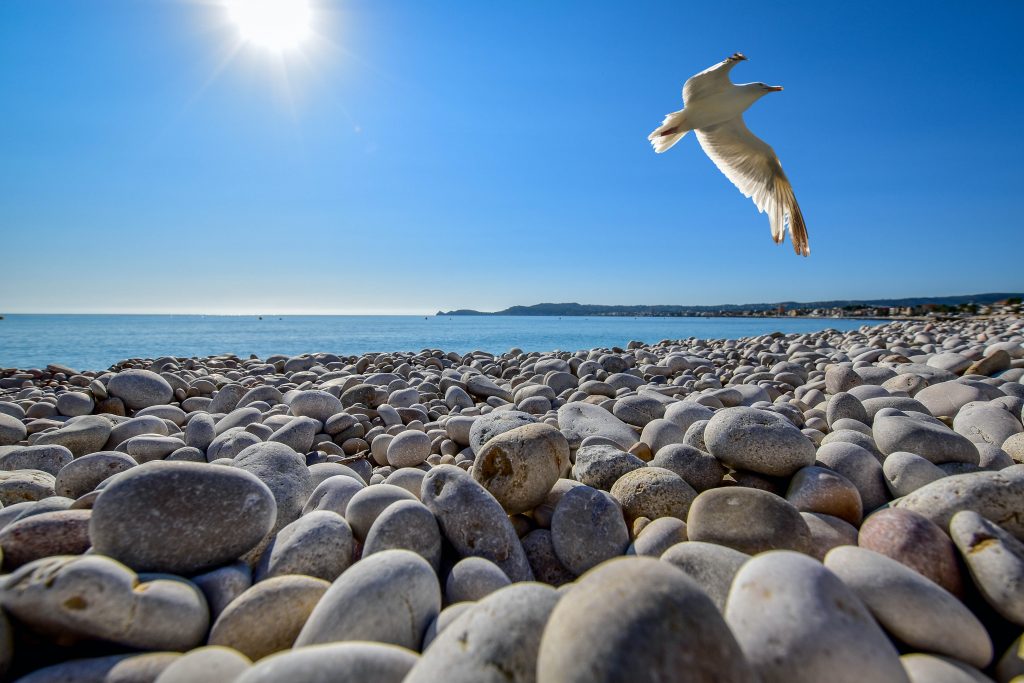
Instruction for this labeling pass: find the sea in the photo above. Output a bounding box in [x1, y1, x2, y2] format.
[0, 314, 888, 372]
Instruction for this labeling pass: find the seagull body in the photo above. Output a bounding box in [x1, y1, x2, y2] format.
[649, 53, 810, 256]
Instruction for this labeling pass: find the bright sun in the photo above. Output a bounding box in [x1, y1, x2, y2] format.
[225, 0, 313, 51]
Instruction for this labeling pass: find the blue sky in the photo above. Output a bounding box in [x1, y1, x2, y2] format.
[1, 0, 1022, 314]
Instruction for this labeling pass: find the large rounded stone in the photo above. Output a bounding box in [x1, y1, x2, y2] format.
[363, 499, 443, 571]
[444, 557, 510, 604]
[628, 516, 688, 557]
[0, 555, 208, 651]
[899, 654, 992, 683]
[153, 646, 252, 683]
[0, 414, 26, 447]
[950, 510, 1024, 625]
[0, 470, 55, 505]
[557, 402, 637, 450]
[386, 430, 431, 468]
[873, 412, 980, 464]
[233, 642, 417, 683]
[858, 508, 964, 596]
[895, 469, 1024, 540]
[882, 451, 947, 497]
[687, 487, 812, 555]
[537, 557, 755, 682]
[612, 394, 665, 428]
[408, 583, 559, 683]
[208, 575, 329, 660]
[288, 390, 342, 421]
[610, 466, 696, 525]
[660, 541, 749, 613]
[421, 465, 533, 582]
[953, 401, 1023, 446]
[295, 549, 440, 650]
[785, 465, 863, 525]
[704, 407, 815, 477]
[107, 370, 174, 410]
[472, 423, 568, 514]
[344, 483, 418, 540]
[90, 461, 277, 574]
[233, 442, 314, 533]
[725, 550, 908, 683]
[824, 545, 992, 668]
[255, 510, 354, 582]
[0, 444, 72, 477]
[54, 450, 137, 499]
[35, 415, 112, 457]
[551, 485, 629, 575]
[815, 441, 890, 512]
[303, 474, 364, 516]
[648, 443, 726, 492]
[468, 410, 537, 453]
[572, 444, 645, 491]
[0, 509, 91, 569]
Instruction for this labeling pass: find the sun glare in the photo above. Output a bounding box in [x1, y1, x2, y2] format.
[226, 0, 313, 51]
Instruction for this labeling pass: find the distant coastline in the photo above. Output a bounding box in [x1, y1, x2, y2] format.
[436, 293, 1023, 320]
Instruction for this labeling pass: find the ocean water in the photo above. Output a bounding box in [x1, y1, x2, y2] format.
[0, 314, 886, 372]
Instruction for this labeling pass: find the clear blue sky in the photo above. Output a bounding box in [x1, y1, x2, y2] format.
[1, 0, 1022, 314]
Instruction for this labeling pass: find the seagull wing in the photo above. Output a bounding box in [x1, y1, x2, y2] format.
[683, 53, 745, 105]
[695, 115, 810, 256]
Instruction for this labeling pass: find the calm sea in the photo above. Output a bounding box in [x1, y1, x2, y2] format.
[0, 315, 886, 372]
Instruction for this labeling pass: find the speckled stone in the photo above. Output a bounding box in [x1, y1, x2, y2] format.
[858, 508, 964, 596]
[687, 487, 812, 556]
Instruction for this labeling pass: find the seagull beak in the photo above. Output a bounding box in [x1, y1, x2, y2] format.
[766, 85, 784, 92]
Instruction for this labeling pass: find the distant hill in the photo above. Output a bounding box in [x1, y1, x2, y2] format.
[436, 293, 1023, 317]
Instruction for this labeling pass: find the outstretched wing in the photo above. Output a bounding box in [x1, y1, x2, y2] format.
[695, 115, 810, 256]
[682, 53, 746, 105]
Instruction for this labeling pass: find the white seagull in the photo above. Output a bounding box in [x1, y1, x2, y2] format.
[649, 53, 810, 256]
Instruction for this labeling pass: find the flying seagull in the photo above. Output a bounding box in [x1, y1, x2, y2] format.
[648, 53, 810, 256]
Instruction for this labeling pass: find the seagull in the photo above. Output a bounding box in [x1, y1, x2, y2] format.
[648, 53, 810, 256]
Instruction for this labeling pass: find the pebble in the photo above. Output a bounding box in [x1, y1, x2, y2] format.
[859, 507, 964, 596]
[883, 450, 947, 497]
[0, 509, 91, 569]
[557, 402, 637, 450]
[467, 410, 537, 453]
[344, 483, 418, 540]
[660, 540, 749, 612]
[815, 440, 891, 511]
[386, 429, 431, 468]
[873, 411, 981, 464]
[949, 510, 1024, 625]
[801, 512, 858, 560]
[255, 510, 354, 582]
[35, 415, 111, 457]
[627, 516, 688, 557]
[363, 498, 443, 571]
[233, 642, 417, 683]
[704, 406, 816, 477]
[444, 556, 511, 603]
[899, 654, 994, 683]
[537, 557, 755, 682]
[471, 423, 568, 514]
[107, 369, 174, 410]
[687, 487, 812, 555]
[0, 413, 26, 447]
[233, 441, 314, 534]
[609, 466, 696, 525]
[0, 470, 55, 505]
[550, 485, 629, 575]
[648, 442, 726, 491]
[153, 646, 252, 683]
[895, 468, 1024, 540]
[785, 465, 863, 525]
[571, 443, 645, 490]
[0, 444, 72, 476]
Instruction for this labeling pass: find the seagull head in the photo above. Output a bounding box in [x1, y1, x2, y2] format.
[757, 82, 784, 93]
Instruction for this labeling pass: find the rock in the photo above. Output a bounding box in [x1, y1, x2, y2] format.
[407, 583, 559, 683]
[0, 509, 91, 569]
[571, 444, 645, 491]
[628, 516, 688, 557]
[465, 374, 512, 402]
[344, 484, 418, 540]
[444, 557, 511, 603]
[55, 451, 137, 499]
[725, 550, 908, 683]
[883, 451, 947, 497]
[0, 555, 208, 651]
[289, 390, 342, 421]
[954, 402, 1023, 446]
[785, 466, 863, 525]
[192, 562, 251, 622]
[471, 423, 568, 514]
[966, 349, 1012, 377]
[824, 545, 992, 668]
[815, 441, 891, 512]
[551, 485, 629, 575]
[900, 654, 994, 683]
[19, 653, 181, 683]
[387, 430, 431, 468]
[0, 470, 56, 505]
[917, 381, 1001, 418]
[208, 575, 329, 660]
[107, 370, 174, 410]
[421, 465, 533, 582]
[233, 442, 313, 534]
[268, 417, 318, 453]
[0, 413, 26, 446]
[467, 411, 537, 453]
[303, 474, 364, 515]
[185, 414, 217, 452]
[90, 461, 277, 574]
[647, 443, 726, 492]
[826, 365, 863, 394]
[295, 549, 440, 650]
[537, 557, 754, 683]
[895, 469, 1024, 540]
[233, 642, 417, 683]
[858, 508, 964, 596]
[56, 391, 95, 417]
[0, 444, 72, 476]
[520, 529, 575, 587]
[35, 415, 112, 457]
[874, 410, 979, 462]
[663, 401, 714, 432]
[826, 392, 869, 427]
[639, 418, 687, 454]
[153, 646, 252, 683]
[801, 512, 858, 560]
[687, 487, 812, 555]
[660, 541, 749, 613]
[363, 499, 443, 571]
[612, 394, 665, 428]
[255, 510, 354, 582]
[125, 435, 186, 463]
[704, 407, 815, 477]
[609, 466, 696, 525]
[557, 402, 637, 450]
[950, 510, 1024, 625]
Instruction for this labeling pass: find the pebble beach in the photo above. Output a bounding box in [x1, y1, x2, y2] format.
[0, 316, 1023, 682]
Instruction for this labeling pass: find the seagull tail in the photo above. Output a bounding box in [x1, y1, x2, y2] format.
[775, 176, 811, 257]
[648, 110, 690, 153]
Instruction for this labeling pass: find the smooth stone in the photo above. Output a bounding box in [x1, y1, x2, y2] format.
[363, 499, 443, 571]
[153, 646, 252, 683]
[444, 557, 511, 603]
[185, 414, 217, 452]
[232, 642, 417, 683]
[464, 374, 512, 401]
[288, 390, 342, 421]
[609, 466, 696, 525]
[659, 540, 749, 613]
[107, 370, 174, 410]
[90, 461, 277, 574]
[421, 465, 533, 582]
[387, 430, 431, 468]
[883, 451, 947, 497]
[627, 516, 688, 557]
[0, 555, 208, 651]
[550, 485, 629, 575]
[954, 402, 1023, 446]
[0, 413, 26, 447]
[268, 416, 318, 453]
[0, 509, 91, 569]
[557, 402, 637, 450]
[662, 401, 714, 432]
[825, 545, 992, 668]
[612, 394, 665, 428]
[0, 444, 72, 477]
[826, 365, 864, 394]
[344, 484, 418, 540]
[208, 575, 329, 660]
[815, 441, 891, 512]
[785, 465, 863, 525]
[233, 441, 314, 534]
[35, 415, 112, 457]
[687, 487, 812, 555]
[520, 529, 576, 587]
[124, 435, 186, 463]
[421, 602, 472, 650]
[384, 467, 426, 498]
[950, 510, 1024, 625]
[820, 428, 884, 460]
[295, 549, 440, 650]
[826, 392, 869, 427]
[0, 470, 56, 505]
[648, 443, 726, 492]
[571, 444, 645, 491]
[725, 550, 909, 683]
[874, 412, 980, 464]
[858, 507, 964, 596]
[900, 654, 994, 683]
[255, 510, 354, 582]
[801, 512, 859, 560]
[917, 381, 1002, 418]
[639, 418, 687, 454]
[537, 556, 755, 683]
[192, 562, 251, 622]
[467, 410, 537, 453]
[18, 653, 181, 683]
[408, 583, 559, 683]
[471, 423, 568, 514]
[704, 406, 816, 477]
[895, 469, 1024, 540]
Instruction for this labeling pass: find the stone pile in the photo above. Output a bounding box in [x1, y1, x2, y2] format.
[0, 317, 1022, 681]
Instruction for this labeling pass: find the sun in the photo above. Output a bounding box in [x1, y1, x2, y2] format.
[225, 0, 313, 51]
